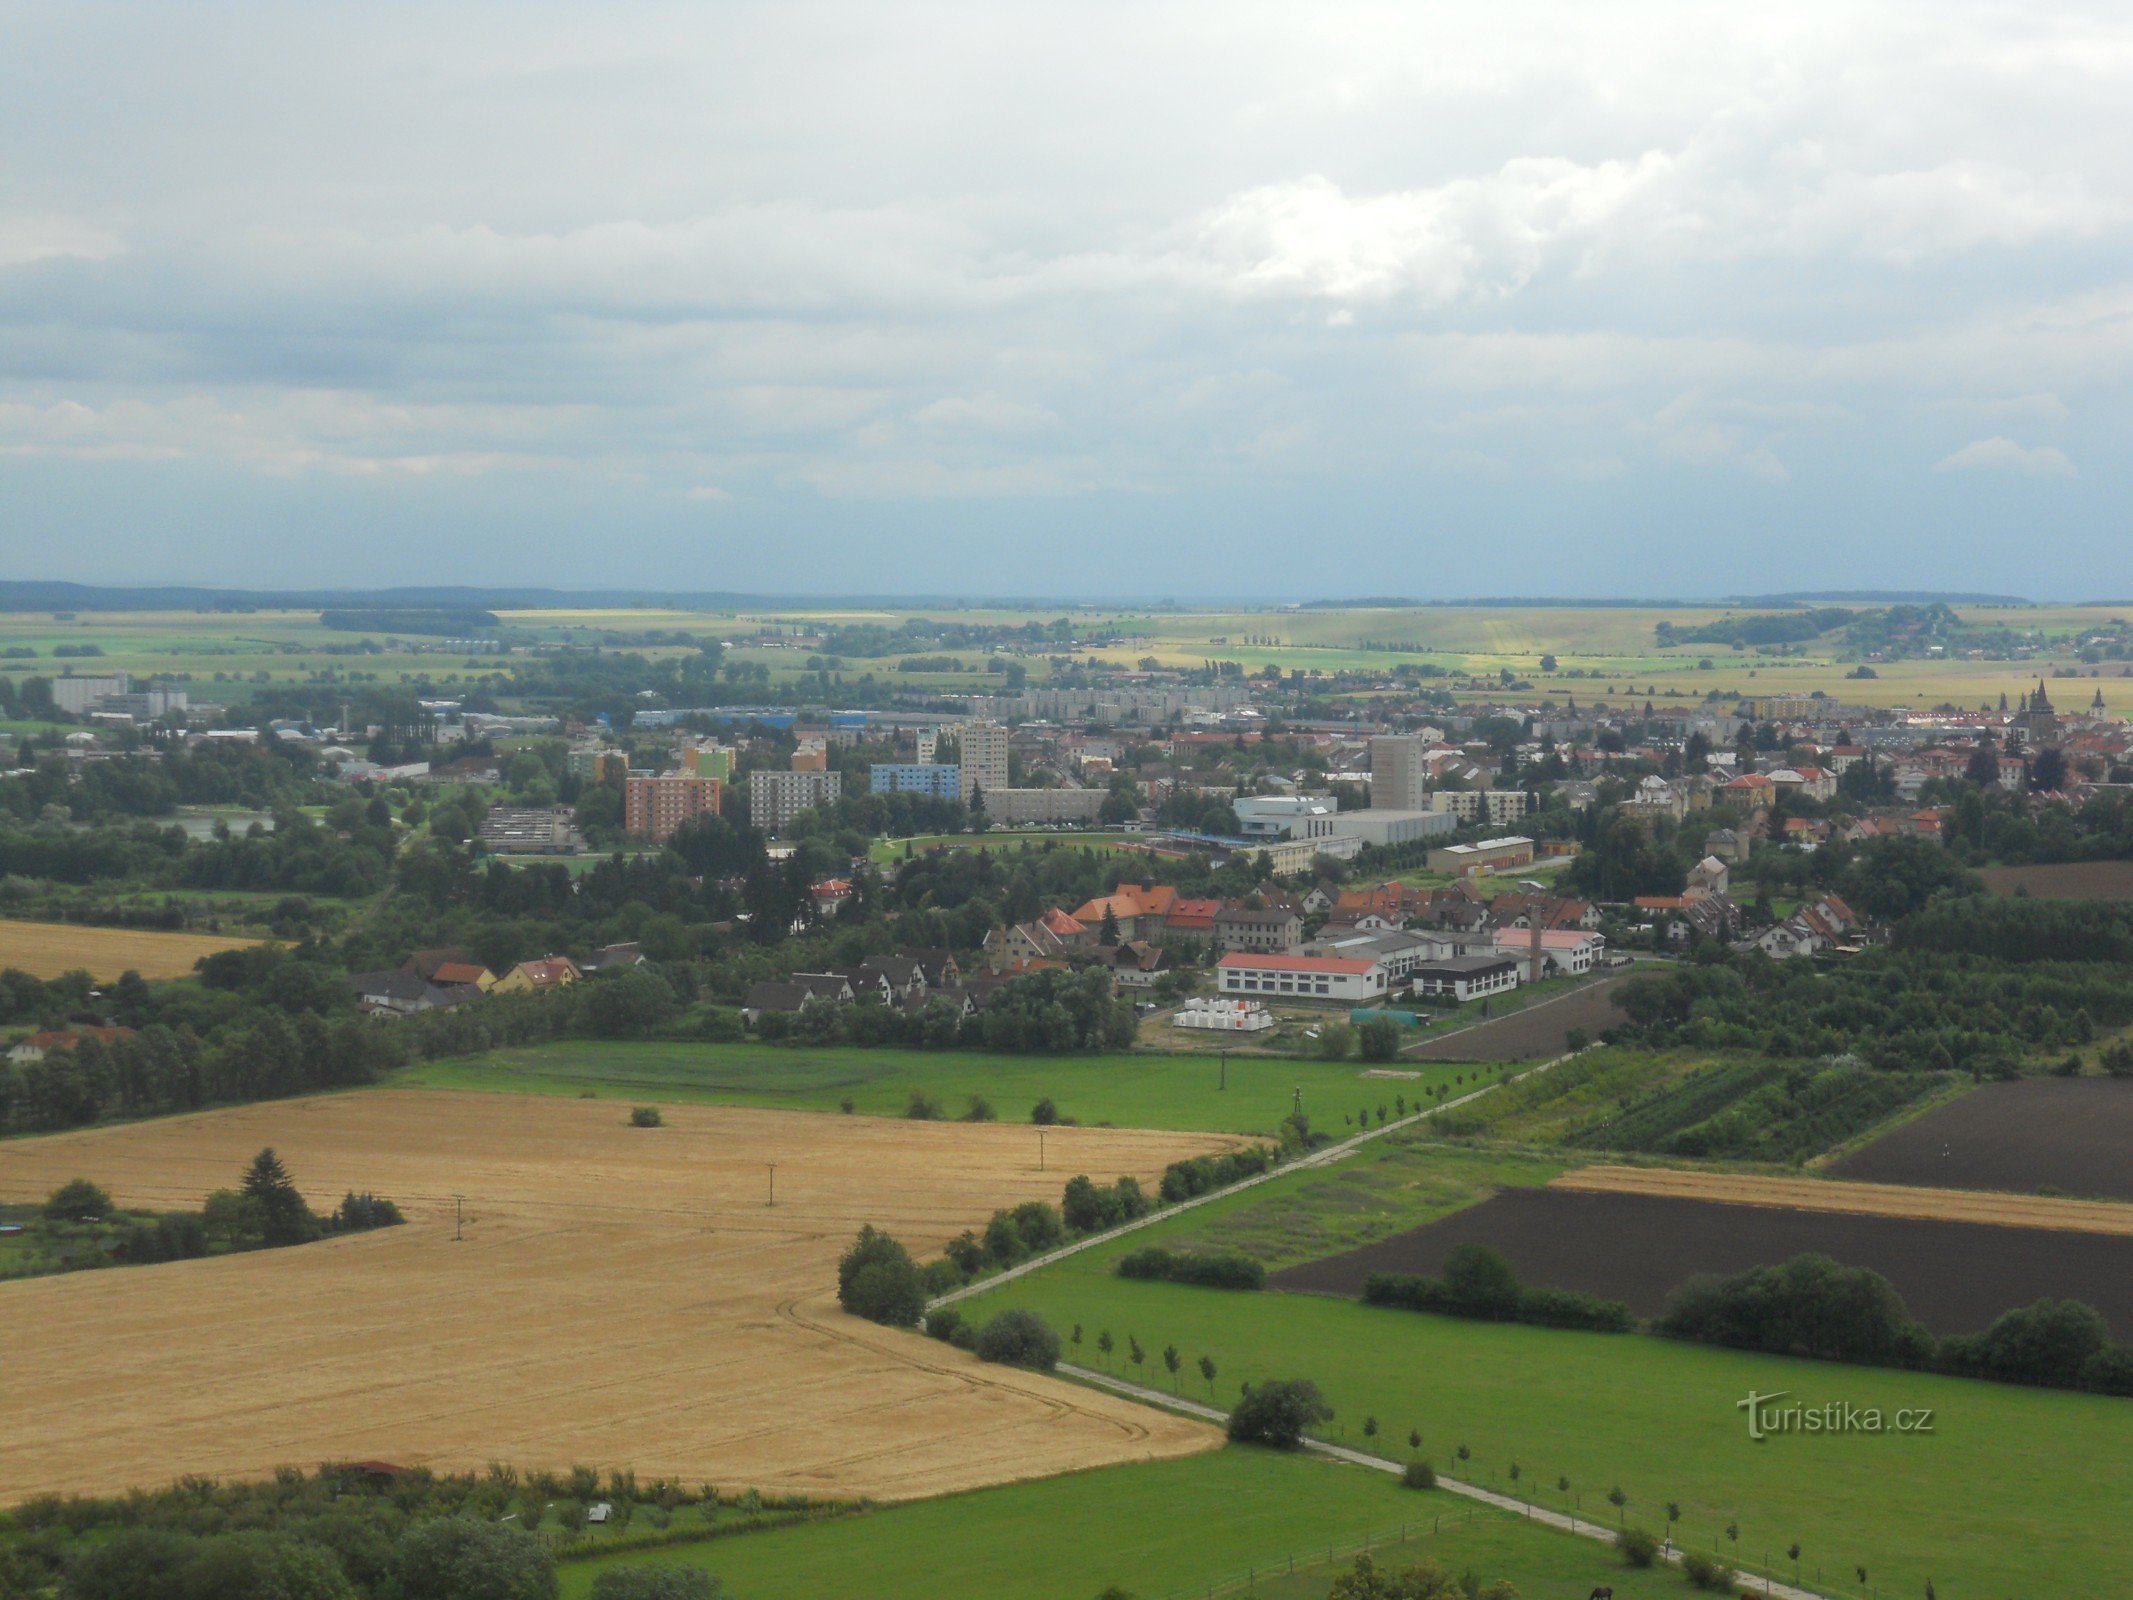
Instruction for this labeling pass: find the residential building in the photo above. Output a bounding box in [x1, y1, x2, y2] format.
[682, 743, 734, 781]
[983, 908, 1089, 968]
[1426, 836, 1537, 877]
[1097, 940, 1173, 988]
[566, 746, 628, 782]
[1070, 883, 1177, 941]
[869, 763, 962, 800]
[1214, 906, 1304, 954]
[1487, 928, 1605, 979]
[6, 1025, 135, 1065]
[1427, 790, 1535, 827]
[625, 774, 721, 841]
[959, 719, 1011, 797]
[1217, 952, 1388, 1004]
[493, 956, 582, 994]
[749, 768, 842, 836]
[1368, 735, 1429, 810]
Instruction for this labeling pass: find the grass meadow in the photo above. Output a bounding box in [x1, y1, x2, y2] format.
[957, 1242, 2131, 1600]
[406, 1041, 1486, 1136]
[559, 1449, 1694, 1600]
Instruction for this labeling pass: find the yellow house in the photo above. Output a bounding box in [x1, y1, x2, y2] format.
[493, 956, 582, 994]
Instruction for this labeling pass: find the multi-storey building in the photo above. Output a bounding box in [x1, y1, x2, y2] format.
[749, 768, 842, 836]
[869, 763, 962, 800]
[624, 774, 721, 841]
[958, 720, 1011, 797]
[1368, 735, 1428, 811]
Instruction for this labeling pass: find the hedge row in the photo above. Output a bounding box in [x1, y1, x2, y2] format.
[1115, 1246, 1266, 1290]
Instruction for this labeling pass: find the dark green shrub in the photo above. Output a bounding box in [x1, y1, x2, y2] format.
[975, 1309, 1062, 1370]
[1616, 1528, 1659, 1568]
[923, 1307, 965, 1343]
[1681, 1550, 1733, 1590]
[1225, 1379, 1332, 1449]
[44, 1178, 112, 1222]
[392, 1519, 557, 1600]
[1401, 1459, 1436, 1491]
[835, 1227, 925, 1326]
[1115, 1247, 1265, 1290]
[629, 1106, 663, 1128]
[590, 1569, 724, 1599]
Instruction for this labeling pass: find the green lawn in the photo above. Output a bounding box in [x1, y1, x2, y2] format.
[559, 1449, 1695, 1600]
[867, 830, 1144, 866]
[404, 1042, 1483, 1137]
[956, 1265, 2133, 1600]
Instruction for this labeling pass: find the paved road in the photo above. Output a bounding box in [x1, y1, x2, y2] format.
[1059, 1363, 1832, 1600]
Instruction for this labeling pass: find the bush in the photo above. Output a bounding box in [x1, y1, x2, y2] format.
[590, 1570, 724, 1600]
[1032, 1096, 1061, 1125]
[961, 1094, 997, 1123]
[392, 1519, 557, 1600]
[1363, 1252, 1633, 1333]
[1115, 1247, 1265, 1290]
[1061, 1174, 1148, 1233]
[1357, 1017, 1403, 1062]
[1158, 1147, 1273, 1203]
[44, 1178, 112, 1222]
[835, 1227, 925, 1326]
[904, 1090, 943, 1120]
[1226, 1378, 1333, 1449]
[975, 1309, 1062, 1370]
[920, 1258, 966, 1295]
[588, 1578, 720, 1600]
[629, 1106, 663, 1128]
[1937, 1298, 2114, 1389]
[1681, 1551, 1734, 1591]
[1401, 1459, 1436, 1491]
[1616, 1528, 1660, 1568]
[1315, 1022, 1355, 1060]
[327, 1192, 404, 1232]
[923, 1307, 965, 1343]
[1656, 1254, 1934, 1368]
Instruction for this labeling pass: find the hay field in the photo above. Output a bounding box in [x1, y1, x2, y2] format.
[0, 918, 260, 980]
[0, 1091, 1235, 1506]
[1553, 1165, 2133, 1236]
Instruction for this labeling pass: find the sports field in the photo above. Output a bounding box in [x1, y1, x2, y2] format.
[0, 1090, 1235, 1505]
[0, 917, 261, 980]
[562, 1449, 1691, 1600]
[406, 1041, 1477, 1137]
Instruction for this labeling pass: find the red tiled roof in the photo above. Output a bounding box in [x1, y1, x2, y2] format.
[1217, 953, 1377, 975]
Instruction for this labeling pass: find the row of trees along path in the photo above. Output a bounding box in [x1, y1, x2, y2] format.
[1063, 1365, 1836, 1600]
[928, 1043, 1589, 1312]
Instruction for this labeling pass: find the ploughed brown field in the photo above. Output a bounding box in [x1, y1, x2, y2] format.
[1979, 860, 2133, 899]
[0, 918, 261, 981]
[1833, 1077, 2133, 1200]
[1269, 1185, 2133, 1337]
[0, 1090, 1236, 1506]
[1403, 975, 1629, 1063]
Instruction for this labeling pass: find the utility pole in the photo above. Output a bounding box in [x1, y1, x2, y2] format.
[766, 1162, 779, 1207]
[1038, 1130, 1046, 1172]
[453, 1194, 465, 1242]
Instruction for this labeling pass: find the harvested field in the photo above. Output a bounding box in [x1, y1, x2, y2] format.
[1979, 860, 2133, 899]
[1833, 1077, 2133, 1200]
[0, 917, 260, 981]
[1553, 1164, 2133, 1236]
[0, 1090, 1235, 1506]
[1403, 976, 1628, 1062]
[1270, 1186, 2133, 1336]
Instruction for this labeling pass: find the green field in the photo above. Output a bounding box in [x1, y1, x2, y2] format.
[864, 830, 1145, 867]
[560, 1449, 1693, 1600]
[956, 1249, 2130, 1599]
[6, 601, 2128, 715]
[405, 1042, 1486, 1137]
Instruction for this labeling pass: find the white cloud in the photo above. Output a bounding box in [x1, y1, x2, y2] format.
[1932, 436, 2077, 476]
[0, 215, 124, 270]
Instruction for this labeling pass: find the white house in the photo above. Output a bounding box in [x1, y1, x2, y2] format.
[1411, 955, 1523, 1002]
[1487, 928, 1605, 978]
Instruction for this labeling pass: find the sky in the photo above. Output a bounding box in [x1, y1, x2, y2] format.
[2, 1, 2129, 599]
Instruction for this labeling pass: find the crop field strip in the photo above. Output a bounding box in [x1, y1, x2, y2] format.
[1401, 976, 1631, 1062]
[1269, 1185, 2133, 1337]
[0, 1090, 1237, 1505]
[0, 917, 261, 981]
[1552, 1164, 2133, 1236]
[1831, 1077, 2133, 1199]
[1978, 860, 2133, 899]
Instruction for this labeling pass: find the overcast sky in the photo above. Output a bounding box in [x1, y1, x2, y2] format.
[3, 2, 2129, 598]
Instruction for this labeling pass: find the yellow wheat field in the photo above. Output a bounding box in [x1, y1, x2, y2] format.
[0, 1090, 1236, 1505]
[0, 918, 261, 981]
[1553, 1165, 2133, 1237]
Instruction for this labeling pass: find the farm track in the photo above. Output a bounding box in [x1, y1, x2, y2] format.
[0, 1090, 1232, 1505]
[1554, 1165, 2133, 1236]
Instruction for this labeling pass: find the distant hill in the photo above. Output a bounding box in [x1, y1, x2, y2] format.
[1731, 590, 2032, 607]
